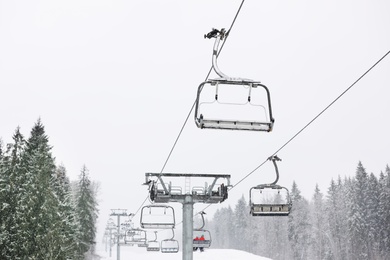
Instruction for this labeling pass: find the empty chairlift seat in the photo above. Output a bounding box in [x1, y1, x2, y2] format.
[146, 241, 160, 252]
[124, 228, 147, 246]
[161, 239, 179, 253]
[140, 205, 175, 229]
[249, 185, 292, 216]
[195, 80, 274, 131]
[146, 231, 160, 252]
[161, 228, 179, 253]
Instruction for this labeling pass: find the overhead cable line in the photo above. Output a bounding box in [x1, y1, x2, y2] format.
[133, 0, 247, 219]
[159, 0, 246, 174]
[175, 49, 390, 227]
[230, 49, 390, 190]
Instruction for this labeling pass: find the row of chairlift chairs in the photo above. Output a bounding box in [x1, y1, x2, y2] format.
[136, 205, 212, 253]
[122, 224, 179, 253]
[131, 204, 211, 253]
[129, 27, 293, 254]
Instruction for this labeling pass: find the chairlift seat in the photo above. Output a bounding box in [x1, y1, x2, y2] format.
[125, 229, 147, 245]
[251, 203, 291, 216]
[140, 205, 175, 229]
[161, 239, 179, 253]
[193, 239, 211, 248]
[147, 243, 160, 252]
[193, 229, 212, 248]
[195, 80, 274, 132]
[249, 184, 292, 217]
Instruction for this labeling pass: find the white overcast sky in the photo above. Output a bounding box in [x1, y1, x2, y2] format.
[1, 0, 390, 240]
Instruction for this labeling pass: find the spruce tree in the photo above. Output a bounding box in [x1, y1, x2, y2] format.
[348, 162, 370, 259]
[326, 177, 348, 260]
[288, 181, 310, 259]
[52, 165, 80, 259]
[378, 166, 390, 259]
[74, 165, 99, 258]
[366, 172, 380, 258]
[233, 195, 249, 251]
[17, 119, 64, 259]
[0, 128, 26, 259]
[309, 184, 329, 260]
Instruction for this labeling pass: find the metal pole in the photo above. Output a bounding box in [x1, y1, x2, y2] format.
[109, 228, 112, 257]
[182, 195, 194, 260]
[117, 215, 120, 260]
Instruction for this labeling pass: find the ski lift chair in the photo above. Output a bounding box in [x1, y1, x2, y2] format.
[193, 211, 212, 249]
[146, 231, 160, 252]
[193, 229, 212, 249]
[249, 155, 292, 216]
[140, 204, 175, 229]
[195, 28, 274, 132]
[124, 228, 147, 246]
[161, 229, 179, 253]
[250, 184, 292, 216]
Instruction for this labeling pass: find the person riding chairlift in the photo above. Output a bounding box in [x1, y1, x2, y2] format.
[199, 235, 205, 252]
[193, 236, 199, 251]
[193, 235, 206, 252]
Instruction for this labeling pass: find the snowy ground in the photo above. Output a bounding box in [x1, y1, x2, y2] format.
[96, 246, 272, 260]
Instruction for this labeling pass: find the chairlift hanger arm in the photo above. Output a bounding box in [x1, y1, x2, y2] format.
[198, 211, 206, 230]
[256, 155, 282, 187]
[169, 228, 175, 240]
[205, 28, 248, 82]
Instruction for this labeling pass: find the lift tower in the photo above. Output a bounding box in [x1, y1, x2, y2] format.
[110, 209, 132, 260]
[144, 172, 231, 260]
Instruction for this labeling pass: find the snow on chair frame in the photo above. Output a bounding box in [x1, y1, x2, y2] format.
[250, 184, 292, 216]
[249, 155, 292, 216]
[195, 28, 274, 132]
[124, 228, 147, 246]
[140, 204, 175, 229]
[161, 229, 179, 253]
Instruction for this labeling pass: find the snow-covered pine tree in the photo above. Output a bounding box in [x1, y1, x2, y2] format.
[309, 184, 329, 260]
[0, 138, 3, 159]
[326, 177, 348, 260]
[209, 206, 234, 249]
[366, 172, 381, 258]
[52, 164, 80, 259]
[0, 128, 26, 259]
[378, 166, 390, 259]
[288, 181, 310, 260]
[350, 162, 372, 259]
[233, 195, 249, 251]
[17, 119, 66, 259]
[74, 165, 99, 258]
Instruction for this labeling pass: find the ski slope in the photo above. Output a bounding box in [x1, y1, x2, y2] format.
[97, 246, 272, 260]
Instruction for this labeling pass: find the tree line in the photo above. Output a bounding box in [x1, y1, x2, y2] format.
[207, 162, 390, 260]
[0, 120, 99, 260]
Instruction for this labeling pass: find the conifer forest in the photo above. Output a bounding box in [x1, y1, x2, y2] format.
[208, 162, 390, 260]
[0, 120, 99, 260]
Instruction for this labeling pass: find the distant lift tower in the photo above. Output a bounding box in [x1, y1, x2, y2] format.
[144, 173, 231, 260]
[110, 209, 132, 260]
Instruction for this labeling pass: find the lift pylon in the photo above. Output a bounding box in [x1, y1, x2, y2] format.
[144, 172, 231, 260]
